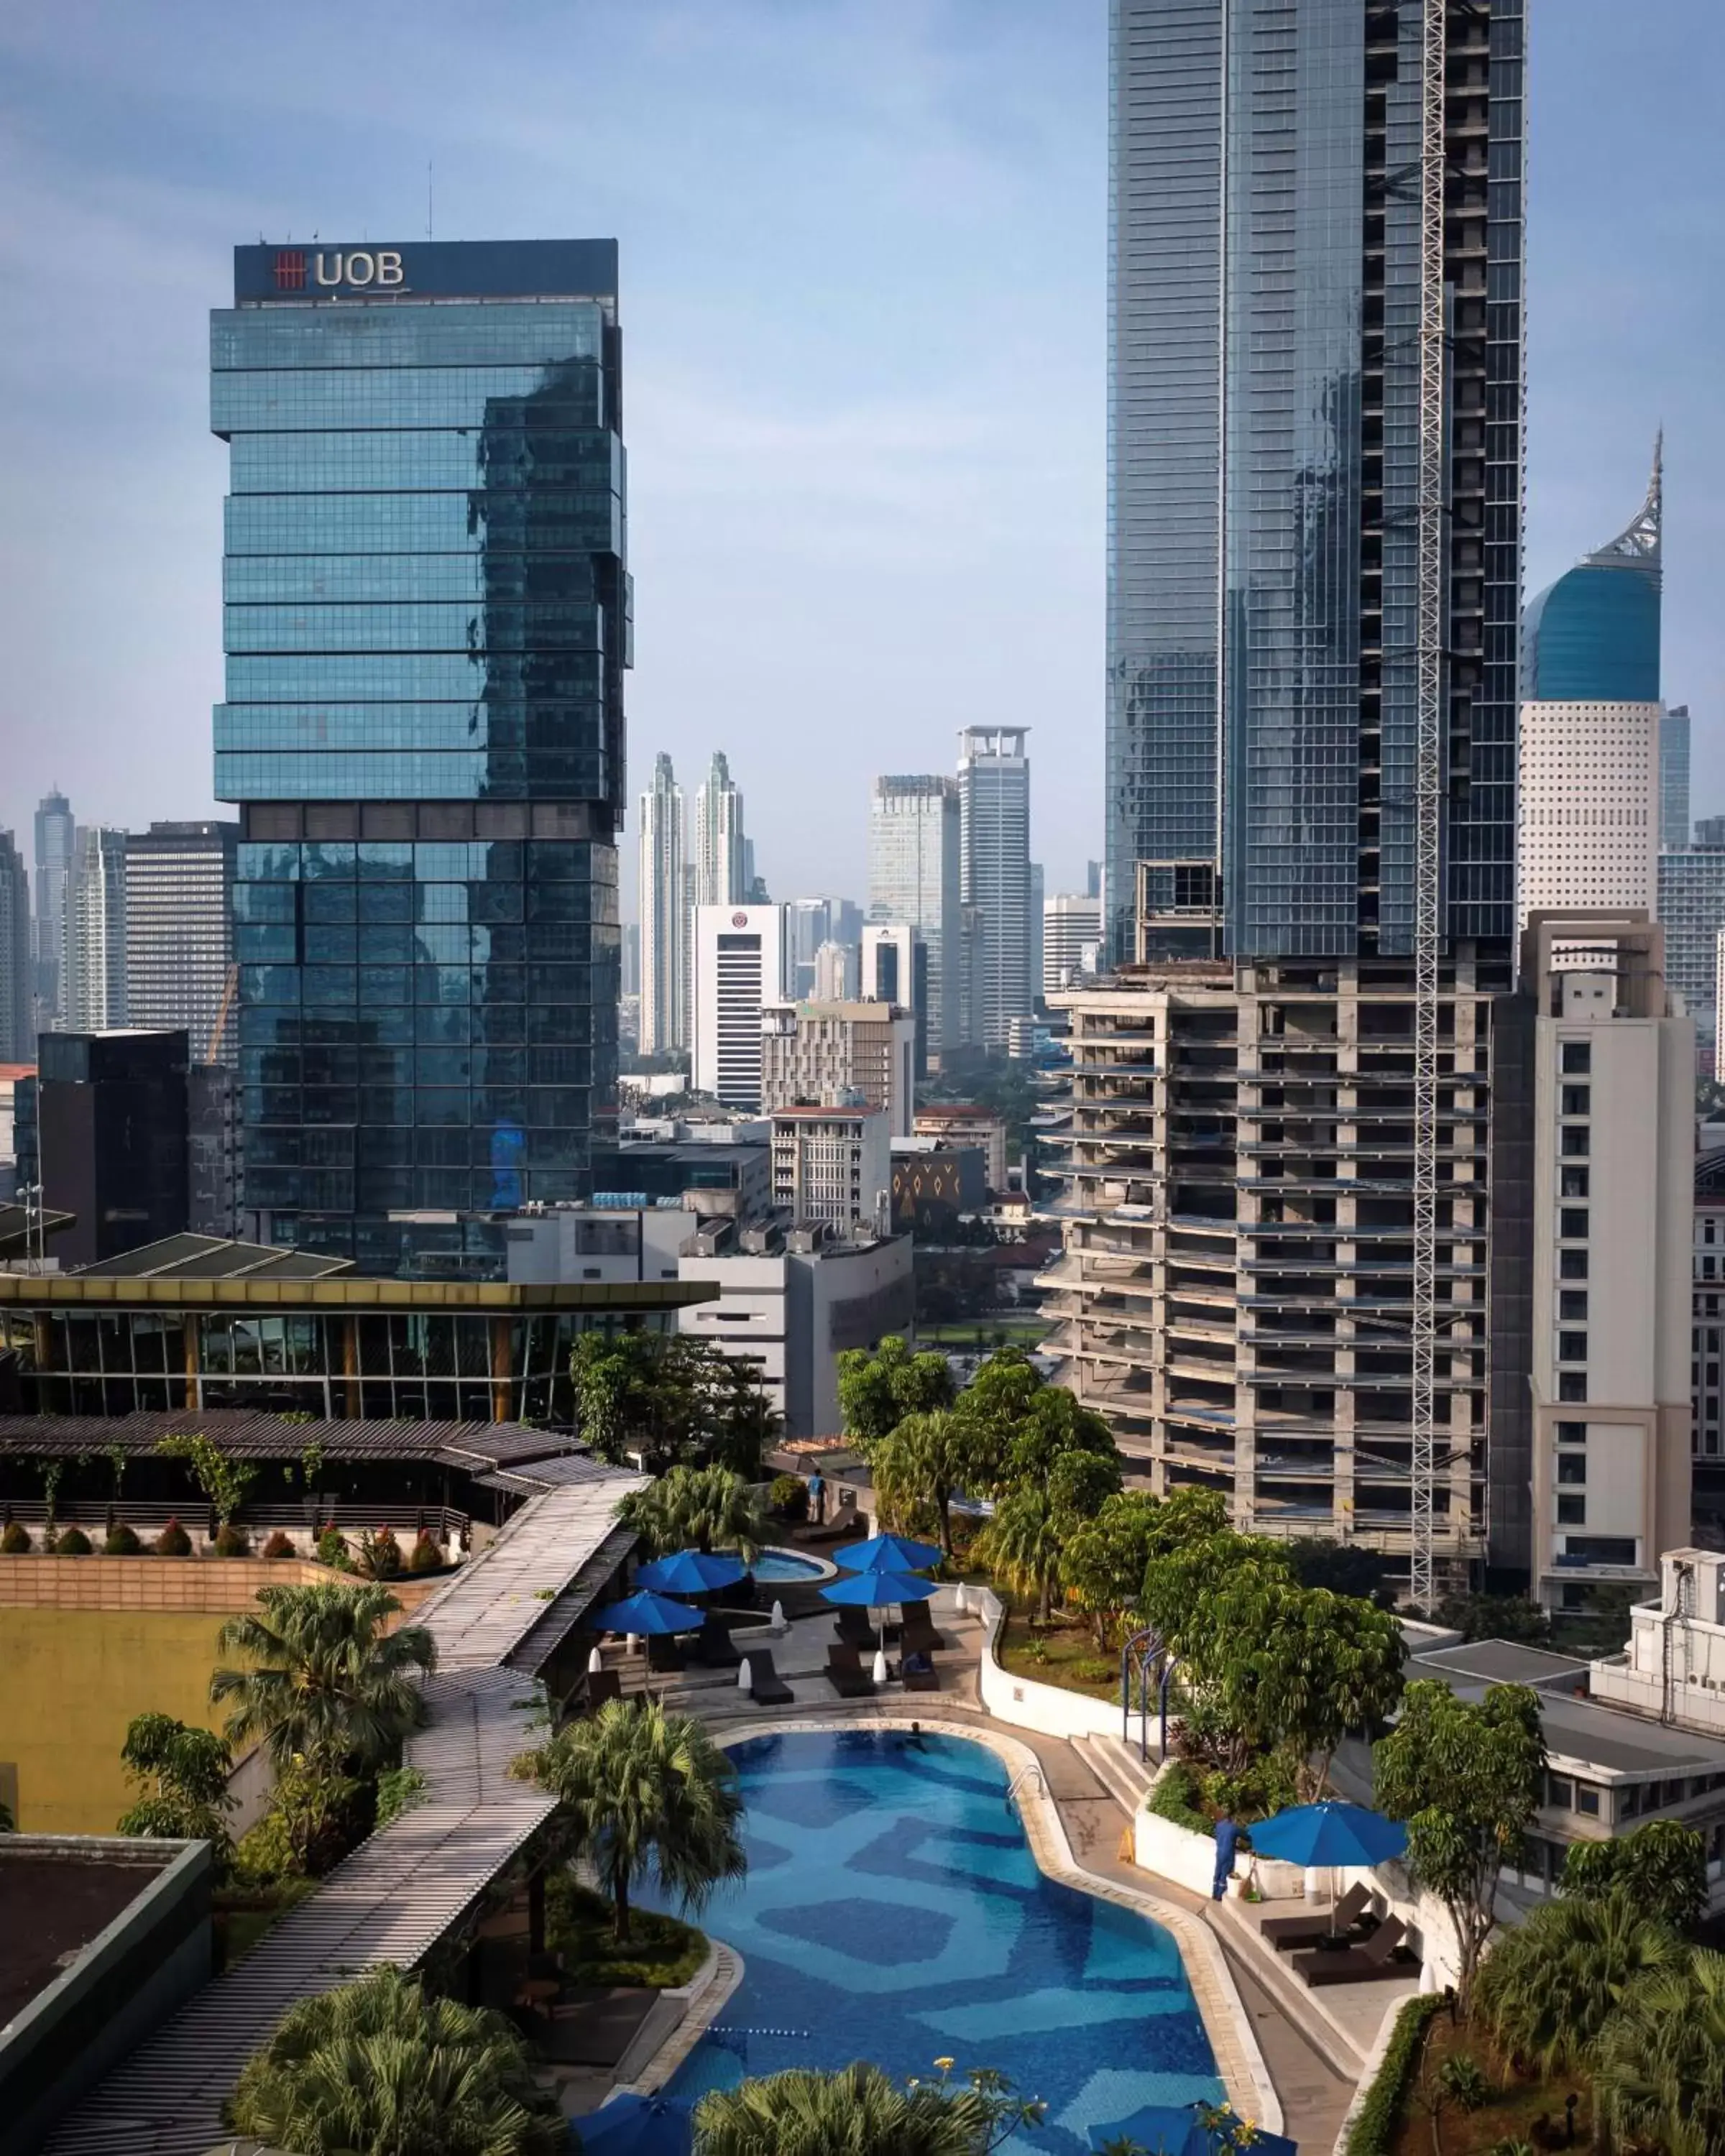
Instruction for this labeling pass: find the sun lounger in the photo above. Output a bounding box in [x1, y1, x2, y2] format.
[692, 1612, 742, 1668]
[583, 1668, 622, 1712]
[826, 1643, 878, 1699]
[742, 1646, 794, 1705]
[1261, 1881, 1373, 1950]
[834, 1610, 880, 1650]
[1294, 1914, 1412, 1986]
[902, 1659, 940, 1693]
[900, 1614, 946, 1654]
[646, 1634, 685, 1674]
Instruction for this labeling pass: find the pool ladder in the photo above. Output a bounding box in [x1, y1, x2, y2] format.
[1005, 1764, 1046, 1816]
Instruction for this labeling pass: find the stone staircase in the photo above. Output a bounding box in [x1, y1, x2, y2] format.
[1073, 1731, 1159, 1816]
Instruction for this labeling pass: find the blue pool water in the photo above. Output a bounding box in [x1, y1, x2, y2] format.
[641, 1730, 1223, 2155]
[750, 1549, 827, 1583]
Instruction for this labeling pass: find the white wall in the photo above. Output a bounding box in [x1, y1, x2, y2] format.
[969, 1586, 1131, 1741]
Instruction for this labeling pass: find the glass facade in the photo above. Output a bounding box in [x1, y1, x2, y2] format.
[1523, 456, 1662, 706]
[212, 241, 628, 1274]
[1105, 0, 1526, 963]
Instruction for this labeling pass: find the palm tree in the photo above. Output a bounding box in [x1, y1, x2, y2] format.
[692, 2062, 1028, 2156]
[211, 1580, 436, 1774]
[1473, 1889, 1685, 2078]
[974, 1485, 1063, 1623]
[1591, 1947, 1725, 2156]
[516, 1696, 745, 1943]
[617, 1465, 769, 1562]
[228, 1964, 564, 2156]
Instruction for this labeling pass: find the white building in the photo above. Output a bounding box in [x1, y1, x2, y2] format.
[770, 1105, 891, 1230]
[1043, 894, 1103, 997]
[1519, 912, 1693, 1613]
[811, 941, 855, 1002]
[694, 751, 748, 908]
[692, 903, 786, 1110]
[1517, 699, 1662, 934]
[1593, 1549, 1725, 1743]
[868, 776, 960, 1060]
[124, 821, 237, 1063]
[760, 1000, 916, 1136]
[638, 752, 688, 1056]
[957, 727, 1031, 1049]
[862, 922, 928, 1077]
[505, 1204, 701, 1287]
[61, 826, 127, 1033]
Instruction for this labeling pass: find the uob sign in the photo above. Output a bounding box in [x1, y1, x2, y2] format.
[274, 249, 405, 291]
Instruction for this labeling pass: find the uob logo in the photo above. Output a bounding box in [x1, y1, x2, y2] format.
[274, 249, 404, 290]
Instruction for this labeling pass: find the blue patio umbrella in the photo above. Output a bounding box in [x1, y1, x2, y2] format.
[569, 2090, 691, 2156]
[821, 1567, 937, 1607]
[585, 1588, 704, 1637]
[1088, 2101, 1297, 2156]
[1245, 1800, 1407, 1869]
[833, 1531, 943, 1573]
[634, 1549, 747, 1595]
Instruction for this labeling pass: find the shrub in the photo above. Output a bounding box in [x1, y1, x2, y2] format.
[1146, 1761, 1214, 1837]
[407, 1529, 441, 1575]
[53, 1525, 93, 1556]
[316, 1523, 351, 1571]
[358, 1526, 402, 1579]
[104, 1522, 143, 1556]
[155, 1517, 193, 1557]
[260, 1529, 297, 1560]
[768, 1473, 809, 1523]
[1, 1521, 31, 1554]
[213, 1522, 252, 1558]
[375, 1764, 428, 1828]
[1344, 1994, 1445, 2156]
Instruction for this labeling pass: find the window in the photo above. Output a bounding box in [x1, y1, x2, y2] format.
[1560, 1166, 1589, 1199]
[1562, 1042, 1591, 1075]
[1557, 1421, 1587, 1445]
[1560, 1290, 1588, 1322]
[1562, 1127, 1591, 1157]
[1561, 1249, 1589, 1281]
[1576, 1786, 1601, 1818]
[1561, 1085, 1591, 1116]
[1566, 1535, 1637, 1565]
[1560, 1372, 1588, 1401]
[1558, 1494, 1586, 1524]
[1558, 1331, 1588, 1362]
[1547, 1774, 1573, 1807]
[1560, 1207, 1589, 1240]
[1558, 1454, 1586, 1484]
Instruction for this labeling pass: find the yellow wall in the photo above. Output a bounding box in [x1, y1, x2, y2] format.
[0, 1608, 233, 1833]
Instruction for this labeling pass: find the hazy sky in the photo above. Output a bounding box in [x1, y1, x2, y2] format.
[2, 1, 1721, 913]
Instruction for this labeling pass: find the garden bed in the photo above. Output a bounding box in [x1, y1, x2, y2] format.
[995, 1612, 1119, 1701]
[544, 1877, 708, 1991]
[1385, 2012, 1593, 2156]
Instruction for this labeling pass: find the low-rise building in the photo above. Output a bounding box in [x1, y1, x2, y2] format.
[760, 1000, 916, 1137]
[912, 1103, 1008, 1194]
[770, 1106, 891, 1231]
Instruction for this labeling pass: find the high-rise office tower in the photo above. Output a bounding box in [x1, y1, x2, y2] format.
[62, 826, 128, 1033]
[124, 821, 239, 1063]
[1659, 844, 1725, 1041]
[691, 903, 785, 1109]
[1518, 453, 1662, 932]
[868, 776, 961, 1061]
[213, 239, 627, 1275]
[0, 832, 31, 1060]
[694, 752, 747, 907]
[639, 752, 688, 1056]
[957, 726, 1031, 1049]
[1029, 862, 1045, 1012]
[1049, 0, 1527, 1600]
[861, 921, 929, 1079]
[1043, 894, 1103, 997]
[1662, 706, 1691, 853]
[32, 789, 73, 1028]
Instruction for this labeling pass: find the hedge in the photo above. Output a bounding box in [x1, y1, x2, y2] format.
[1146, 1760, 1215, 1838]
[1344, 1992, 1445, 2156]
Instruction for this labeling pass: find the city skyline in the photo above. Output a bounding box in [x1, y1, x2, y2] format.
[3, 1, 1723, 906]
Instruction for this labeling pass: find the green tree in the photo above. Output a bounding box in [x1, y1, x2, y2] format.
[1047, 1446, 1123, 1533]
[1560, 1818, 1708, 1934]
[691, 2061, 1045, 2156]
[998, 1383, 1116, 1491]
[975, 1485, 1064, 1623]
[1285, 1537, 1395, 1607]
[1063, 1491, 1167, 1649]
[1435, 1592, 1552, 1646]
[116, 1711, 236, 1855]
[870, 1411, 965, 1553]
[617, 1464, 769, 1562]
[1591, 1946, 1725, 2156]
[837, 1335, 957, 1443]
[1374, 1681, 1546, 2017]
[1138, 1534, 1292, 1657]
[515, 1697, 745, 1945]
[155, 1432, 258, 1526]
[227, 1965, 564, 2156]
[1474, 1889, 1685, 2078]
[210, 1581, 437, 1774]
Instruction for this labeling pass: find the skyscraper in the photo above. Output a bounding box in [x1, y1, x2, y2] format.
[691, 903, 785, 1109]
[957, 726, 1032, 1049]
[694, 752, 747, 907]
[1517, 451, 1662, 931]
[1661, 705, 1691, 852]
[0, 831, 30, 1061]
[1105, 0, 1524, 967]
[124, 821, 239, 1062]
[638, 752, 688, 1056]
[62, 826, 128, 1033]
[32, 789, 73, 1028]
[213, 239, 627, 1275]
[1042, 893, 1103, 997]
[868, 776, 960, 1061]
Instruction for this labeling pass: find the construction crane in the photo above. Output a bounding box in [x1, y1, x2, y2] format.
[206, 962, 239, 1064]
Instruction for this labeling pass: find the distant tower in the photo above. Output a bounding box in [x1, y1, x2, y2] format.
[1661, 704, 1690, 852]
[124, 821, 239, 1061]
[957, 727, 1031, 1050]
[868, 777, 960, 1061]
[695, 752, 748, 908]
[639, 753, 689, 1055]
[32, 788, 73, 1028]
[0, 831, 31, 1060]
[62, 826, 128, 1033]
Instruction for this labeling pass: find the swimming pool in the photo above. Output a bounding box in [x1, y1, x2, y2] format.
[750, 1548, 829, 1584]
[642, 1729, 1223, 2155]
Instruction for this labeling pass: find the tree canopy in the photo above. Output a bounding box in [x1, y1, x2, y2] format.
[116, 1711, 235, 1855]
[1591, 1945, 1725, 2156]
[836, 1335, 957, 1443]
[1474, 1890, 1686, 2078]
[1560, 1818, 1708, 1935]
[616, 1464, 769, 1562]
[571, 1332, 781, 1475]
[691, 2062, 1045, 2156]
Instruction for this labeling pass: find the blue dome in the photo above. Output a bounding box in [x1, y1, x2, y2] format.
[1524, 441, 1662, 703]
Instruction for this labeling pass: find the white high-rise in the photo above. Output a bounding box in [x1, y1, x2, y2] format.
[957, 726, 1032, 1050]
[32, 789, 73, 1029]
[868, 776, 960, 1059]
[62, 826, 128, 1033]
[638, 752, 688, 1055]
[694, 752, 748, 908]
[124, 821, 238, 1061]
[1043, 894, 1103, 996]
[692, 903, 785, 1109]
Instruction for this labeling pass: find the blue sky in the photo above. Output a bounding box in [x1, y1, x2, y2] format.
[1, 1, 1720, 910]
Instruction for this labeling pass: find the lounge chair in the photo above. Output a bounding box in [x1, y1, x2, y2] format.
[742, 1646, 794, 1705]
[692, 1612, 742, 1669]
[646, 1634, 685, 1674]
[1261, 1881, 1373, 1951]
[900, 1613, 946, 1654]
[902, 1653, 940, 1693]
[1294, 1915, 1412, 1986]
[826, 1644, 878, 1700]
[583, 1667, 622, 1712]
[834, 1609, 880, 1650]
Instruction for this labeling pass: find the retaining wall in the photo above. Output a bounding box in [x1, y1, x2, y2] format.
[966, 1586, 1128, 1741]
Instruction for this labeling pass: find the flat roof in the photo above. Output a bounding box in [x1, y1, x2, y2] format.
[0, 1411, 594, 1475]
[0, 1841, 185, 2031]
[0, 1273, 714, 1314]
[0, 1204, 75, 1256]
[75, 1235, 352, 1281]
[1410, 1639, 1593, 1690]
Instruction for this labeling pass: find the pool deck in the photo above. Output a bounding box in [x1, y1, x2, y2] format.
[606, 1596, 1363, 2154]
